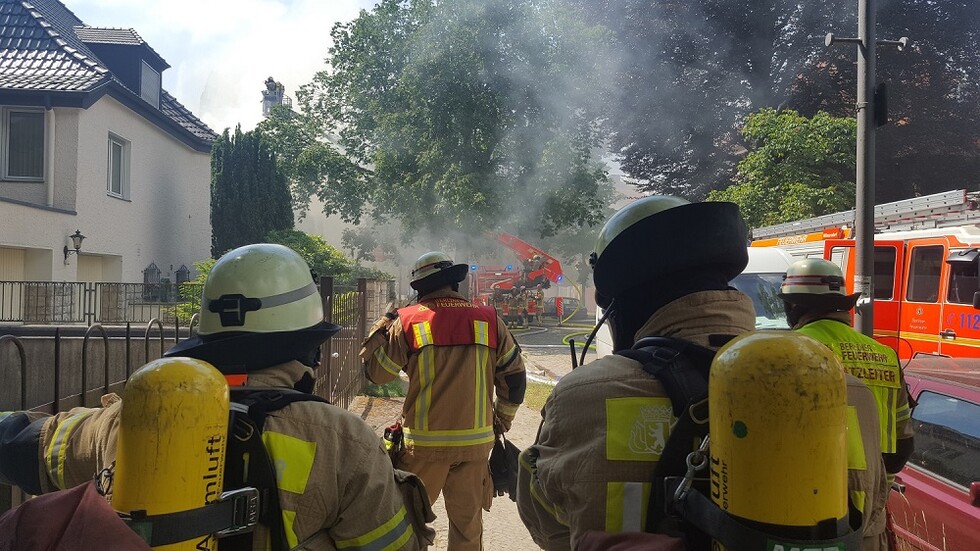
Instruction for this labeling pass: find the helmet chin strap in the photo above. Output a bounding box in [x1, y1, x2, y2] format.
[577, 298, 616, 368]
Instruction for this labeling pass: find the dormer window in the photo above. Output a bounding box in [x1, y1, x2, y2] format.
[140, 61, 160, 108]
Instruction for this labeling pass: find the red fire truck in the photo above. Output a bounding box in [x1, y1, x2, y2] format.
[751, 189, 980, 359]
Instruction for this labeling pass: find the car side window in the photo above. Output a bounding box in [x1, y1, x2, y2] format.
[908, 390, 980, 488]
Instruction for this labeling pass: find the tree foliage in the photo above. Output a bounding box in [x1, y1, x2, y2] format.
[210, 126, 294, 257]
[569, 0, 980, 201]
[709, 109, 856, 228]
[288, 0, 612, 239]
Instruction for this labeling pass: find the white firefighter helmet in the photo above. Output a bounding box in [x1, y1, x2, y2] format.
[166, 243, 341, 372]
[589, 195, 748, 308]
[410, 251, 468, 291]
[779, 258, 860, 311]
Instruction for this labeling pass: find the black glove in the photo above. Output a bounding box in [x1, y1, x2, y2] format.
[488, 434, 521, 501]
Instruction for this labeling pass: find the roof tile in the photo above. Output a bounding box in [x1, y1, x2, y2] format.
[0, 0, 214, 143]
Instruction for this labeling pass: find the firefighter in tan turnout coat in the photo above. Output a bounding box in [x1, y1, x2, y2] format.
[0, 244, 430, 551]
[362, 251, 527, 551]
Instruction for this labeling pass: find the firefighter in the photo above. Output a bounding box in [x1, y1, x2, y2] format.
[780, 259, 914, 474]
[515, 196, 882, 551]
[515, 196, 756, 550]
[361, 251, 526, 551]
[0, 244, 430, 550]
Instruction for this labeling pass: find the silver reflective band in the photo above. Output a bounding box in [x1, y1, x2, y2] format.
[203, 282, 318, 312]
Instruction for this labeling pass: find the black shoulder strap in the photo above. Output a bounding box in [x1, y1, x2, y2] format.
[220, 389, 330, 551]
[615, 336, 728, 540]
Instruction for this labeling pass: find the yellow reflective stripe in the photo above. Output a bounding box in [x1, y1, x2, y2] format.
[519, 451, 568, 526]
[415, 347, 435, 430]
[283, 509, 299, 548]
[403, 426, 494, 447]
[335, 505, 414, 551]
[497, 343, 518, 367]
[45, 411, 93, 490]
[846, 406, 867, 471]
[261, 431, 316, 494]
[495, 401, 519, 418]
[869, 385, 898, 453]
[373, 347, 402, 377]
[605, 481, 649, 533]
[474, 345, 488, 427]
[850, 490, 866, 515]
[474, 320, 489, 346]
[413, 321, 433, 349]
[895, 400, 911, 423]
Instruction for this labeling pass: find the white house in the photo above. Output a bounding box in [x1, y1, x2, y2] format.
[0, 0, 215, 293]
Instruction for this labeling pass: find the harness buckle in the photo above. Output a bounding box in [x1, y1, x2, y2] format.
[215, 487, 261, 537]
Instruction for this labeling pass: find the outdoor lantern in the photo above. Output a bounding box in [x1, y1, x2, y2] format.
[63, 229, 86, 264]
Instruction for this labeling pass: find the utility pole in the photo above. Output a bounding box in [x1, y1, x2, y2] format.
[826, 2, 908, 337]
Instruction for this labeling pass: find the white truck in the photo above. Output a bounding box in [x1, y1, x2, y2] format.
[594, 247, 794, 357]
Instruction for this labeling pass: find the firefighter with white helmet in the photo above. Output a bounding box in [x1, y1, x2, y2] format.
[515, 196, 758, 550]
[781, 257, 914, 549]
[362, 251, 526, 551]
[0, 244, 432, 550]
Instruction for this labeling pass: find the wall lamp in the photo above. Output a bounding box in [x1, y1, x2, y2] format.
[63, 229, 86, 265]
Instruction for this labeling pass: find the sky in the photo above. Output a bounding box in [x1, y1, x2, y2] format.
[68, 0, 377, 133]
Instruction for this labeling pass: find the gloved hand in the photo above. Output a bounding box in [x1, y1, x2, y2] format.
[488, 434, 521, 501]
[493, 413, 512, 436]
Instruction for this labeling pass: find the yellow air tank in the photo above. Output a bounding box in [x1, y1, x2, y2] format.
[709, 331, 848, 544]
[113, 357, 230, 551]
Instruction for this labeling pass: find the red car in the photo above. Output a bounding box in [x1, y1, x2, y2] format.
[887, 356, 980, 551]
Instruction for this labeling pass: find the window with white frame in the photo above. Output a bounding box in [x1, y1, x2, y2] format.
[2, 108, 45, 181]
[107, 134, 130, 199]
[140, 61, 160, 108]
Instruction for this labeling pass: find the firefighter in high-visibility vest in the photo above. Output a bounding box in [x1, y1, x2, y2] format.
[780, 258, 915, 476]
[361, 251, 527, 551]
[780, 258, 913, 548]
[0, 244, 431, 550]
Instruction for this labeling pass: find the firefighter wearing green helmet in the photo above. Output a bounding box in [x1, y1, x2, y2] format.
[0, 244, 432, 550]
[515, 196, 758, 550]
[361, 251, 527, 551]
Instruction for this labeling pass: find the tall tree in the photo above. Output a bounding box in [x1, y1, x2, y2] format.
[210, 127, 294, 257]
[569, 0, 980, 202]
[293, 0, 613, 239]
[708, 109, 856, 228]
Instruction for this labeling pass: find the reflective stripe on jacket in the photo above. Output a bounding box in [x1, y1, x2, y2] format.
[844, 374, 890, 551]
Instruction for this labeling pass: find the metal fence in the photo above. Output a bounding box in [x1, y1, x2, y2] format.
[0, 281, 203, 325]
[0, 277, 392, 514]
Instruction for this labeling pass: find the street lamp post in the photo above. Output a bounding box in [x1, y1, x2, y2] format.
[826, 0, 907, 337]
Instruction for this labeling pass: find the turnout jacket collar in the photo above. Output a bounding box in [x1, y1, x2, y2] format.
[634, 290, 756, 347]
[793, 310, 852, 330]
[237, 360, 313, 389]
[409, 288, 468, 305]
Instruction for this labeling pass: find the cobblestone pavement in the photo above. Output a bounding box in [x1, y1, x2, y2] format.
[351, 346, 592, 550]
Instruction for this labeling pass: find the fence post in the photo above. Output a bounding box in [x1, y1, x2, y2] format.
[356, 278, 368, 346]
[144, 318, 165, 363]
[54, 327, 61, 413]
[81, 324, 109, 407]
[319, 276, 334, 402]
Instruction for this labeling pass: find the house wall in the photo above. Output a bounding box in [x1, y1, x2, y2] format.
[0, 98, 211, 283]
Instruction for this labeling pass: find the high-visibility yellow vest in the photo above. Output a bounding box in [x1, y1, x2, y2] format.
[797, 319, 902, 453]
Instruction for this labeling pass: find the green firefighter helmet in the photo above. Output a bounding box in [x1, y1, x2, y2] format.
[779, 258, 860, 311]
[589, 195, 748, 308]
[165, 243, 341, 372]
[410, 251, 468, 291]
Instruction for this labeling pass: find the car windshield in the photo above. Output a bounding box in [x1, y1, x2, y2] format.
[730, 272, 788, 330]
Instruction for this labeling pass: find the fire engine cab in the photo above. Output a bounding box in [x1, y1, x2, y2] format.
[751, 189, 980, 359]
